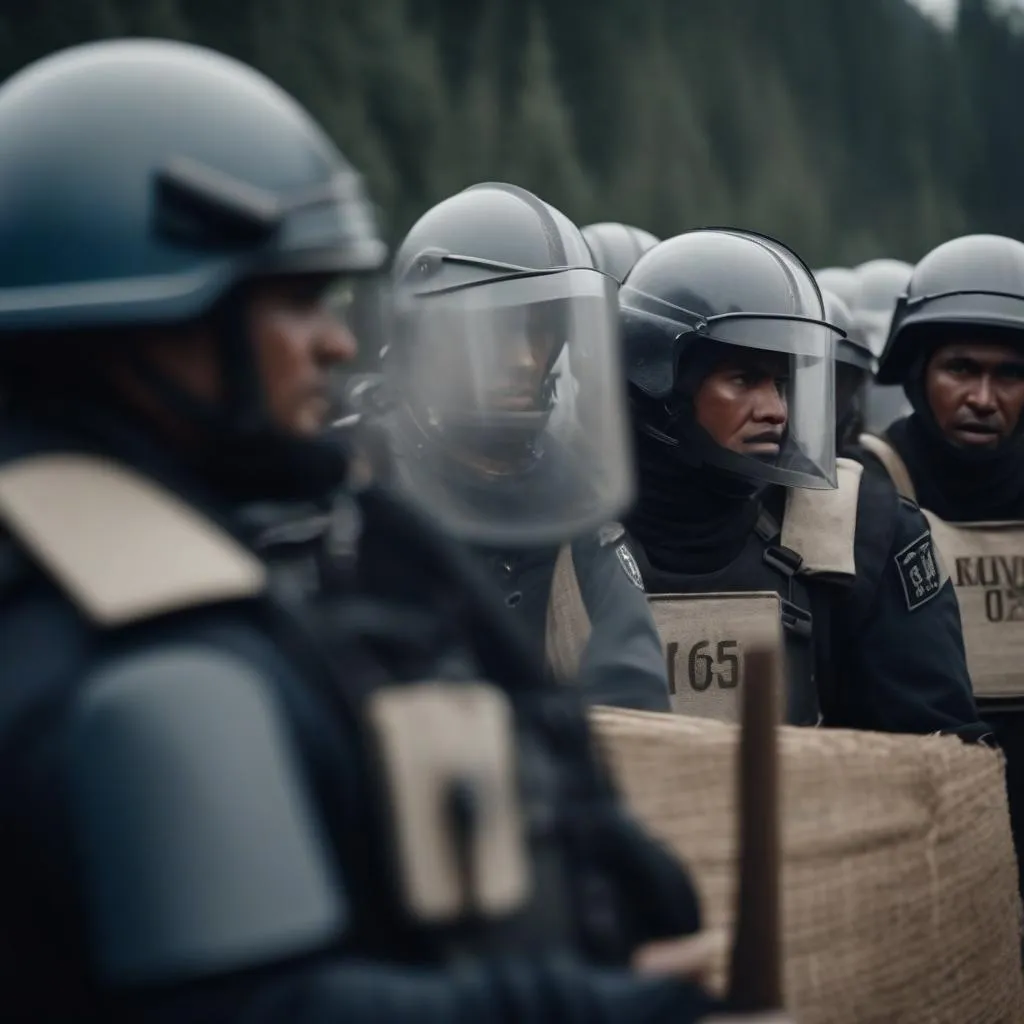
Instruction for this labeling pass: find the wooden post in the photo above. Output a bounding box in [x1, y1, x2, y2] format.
[725, 644, 783, 1014]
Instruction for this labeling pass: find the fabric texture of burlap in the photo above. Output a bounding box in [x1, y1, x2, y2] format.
[591, 707, 1024, 1023]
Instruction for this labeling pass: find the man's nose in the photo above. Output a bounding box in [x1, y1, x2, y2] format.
[966, 375, 997, 413]
[317, 315, 358, 365]
[753, 382, 788, 424]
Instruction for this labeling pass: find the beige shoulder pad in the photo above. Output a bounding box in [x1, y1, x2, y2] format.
[545, 543, 592, 682]
[780, 458, 862, 579]
[0, 453, 266, 627]
[857, 433, 917, 502]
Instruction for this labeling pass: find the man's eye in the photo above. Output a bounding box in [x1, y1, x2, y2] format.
[944, 360, 974, 376]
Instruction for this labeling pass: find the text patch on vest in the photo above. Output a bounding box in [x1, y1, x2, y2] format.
[923, 513, 1024, 700]
[647, 591, 784, 723]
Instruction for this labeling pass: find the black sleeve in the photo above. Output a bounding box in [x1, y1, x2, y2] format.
[573, 537, 672, 712]
[143, 957, 719, 1024]
[833, 483, 990, 742]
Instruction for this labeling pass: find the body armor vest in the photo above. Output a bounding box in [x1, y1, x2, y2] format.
[861, 433, 1024, 705]
[625, 460, 863, 726]
[0, 452, 696, 973]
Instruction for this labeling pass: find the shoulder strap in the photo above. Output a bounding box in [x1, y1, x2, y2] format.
[0, 453, 266, 627]
[544, 542, 592, 683]
[779, 457, 863, 580]
[858, 433, 917, 502]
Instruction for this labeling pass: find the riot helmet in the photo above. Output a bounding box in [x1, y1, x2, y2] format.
[815, 267, 861, 310]
[383, 183, 633, 546]
[622, 229, 842, 491]
[0, 39, 387, 502]
[852, 258, 914, 359]
[582, 222, 661, 284]
[822, 287, 872, 447]
[874, 234, 1024, 459]
[878, 234, 1024, 386]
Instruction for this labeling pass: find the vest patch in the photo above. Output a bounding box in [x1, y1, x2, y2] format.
[616, 544, 645, 591]
[895, 531, 943, 612]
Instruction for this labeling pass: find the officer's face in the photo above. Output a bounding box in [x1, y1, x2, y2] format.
[694, 350, 789, 456]
[925, 341, 1024, 449]
[125, 275, 355, 438]
[421, 323, 559, 414]
[247, 275, 358, 436]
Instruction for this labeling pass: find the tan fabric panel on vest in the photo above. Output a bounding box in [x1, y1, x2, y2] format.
[648, 592, 784, 722]
[365, 682, 530, 923]
[923, 511, 1024, 700]
[545, 543, 592, 682]
[781, 458, 861, 579]
[857, 433, 918, 502]
[0, 453, 266, 627]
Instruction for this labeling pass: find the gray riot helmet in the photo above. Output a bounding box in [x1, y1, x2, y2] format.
[0, 39, 388, 504]
[815, 267, 862, 310]
[877, 234, 1024, 386]
[582, 222, 661, 284]
[851, 259, 914, 432]
[384, 182, 633, 547]
[822, 287, 871, 447]
[852, 258, 914, 359]
[622, 229, 842, 491]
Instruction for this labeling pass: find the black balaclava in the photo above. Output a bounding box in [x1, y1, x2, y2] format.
[887, 328, 1024, 522]
[627, 344, 765, 574]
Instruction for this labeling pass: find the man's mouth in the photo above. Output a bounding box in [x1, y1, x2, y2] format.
[951, 421, 1002, 446]
[486, 390, 536, 411]
[742, 432, 783, 454]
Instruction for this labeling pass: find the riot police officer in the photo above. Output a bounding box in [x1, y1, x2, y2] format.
[583, 222, 661, 283]
[0, 40, 724, 1022]
[821, 287, 874, 453]
[857, 232, 1024, 898]
[619, 229, 985, 737]
[380, 184, 670, 711]
[852, 258, 915, 433]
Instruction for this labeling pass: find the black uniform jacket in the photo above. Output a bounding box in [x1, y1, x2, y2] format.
[475, 530, 671, 713]
[631, 470, 987, 740]
[0, 410, 713, 1023]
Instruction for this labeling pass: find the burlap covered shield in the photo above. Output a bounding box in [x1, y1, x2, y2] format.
[591, 707, 1024, 1023]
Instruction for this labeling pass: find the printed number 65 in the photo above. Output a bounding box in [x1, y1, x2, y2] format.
[666, 640, 740, 693]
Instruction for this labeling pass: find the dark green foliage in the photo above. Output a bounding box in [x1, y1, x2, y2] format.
[0, 0, 1020, 265]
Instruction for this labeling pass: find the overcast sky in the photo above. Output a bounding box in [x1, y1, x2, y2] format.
[908, 0, 1024, 28]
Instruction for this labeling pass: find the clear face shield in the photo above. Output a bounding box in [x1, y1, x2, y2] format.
[623, 286, 840, 490]
[683, 319, 838, 489]
[383, 268, 634, 546]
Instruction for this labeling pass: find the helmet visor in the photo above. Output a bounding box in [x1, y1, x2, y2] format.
[383, 267, 634, 546]
[622, 283, 839, 490]
[679, 320, 838, 490]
